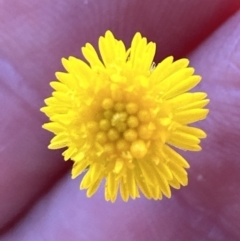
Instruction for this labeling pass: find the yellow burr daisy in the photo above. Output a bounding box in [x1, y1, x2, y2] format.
[41, 31, 209, 202]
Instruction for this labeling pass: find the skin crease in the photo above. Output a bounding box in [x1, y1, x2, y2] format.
[0, 0, 240, 239]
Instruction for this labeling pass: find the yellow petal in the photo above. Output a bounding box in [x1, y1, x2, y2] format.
[168, 177, 181, 189]
[167, 92, 207, 109]
[126, 171, 139, 199]
[163, 145, 190, 168]
[106, 172, 119, 202]
[48, 133, 68, 149]
[168, 161, 188, 186]
[120, 181, 130, 202]
[72, 160, 89, 179]
[163, 75, 201, 99]
[62, 146, 78, 161]
[87, 177, 102, 197]
[42, 122, 64, 134]
[176, 126, 207, 139]
[138, 161, 158, 186]
[50, 81, 68, 92]
[174, 109, 209, 124]
[82, 43, 104, 68]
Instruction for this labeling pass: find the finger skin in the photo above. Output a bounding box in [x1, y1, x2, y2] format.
[1, 8, 240, 241]
[181, 10, 240, 237]
[0, 0, 239, 233]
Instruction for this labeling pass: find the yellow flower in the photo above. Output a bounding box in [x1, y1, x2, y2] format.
[41, 31, 209, 202]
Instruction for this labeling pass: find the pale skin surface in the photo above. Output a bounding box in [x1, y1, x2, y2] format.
[0, 0, 240, 240]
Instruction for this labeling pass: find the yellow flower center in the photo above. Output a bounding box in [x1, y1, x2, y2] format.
[89, 96, 157, 162]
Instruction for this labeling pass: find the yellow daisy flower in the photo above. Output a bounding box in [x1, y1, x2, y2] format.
[41, 31, 209, 202]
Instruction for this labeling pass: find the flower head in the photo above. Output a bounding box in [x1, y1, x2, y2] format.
[41, 31, 209, 202]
